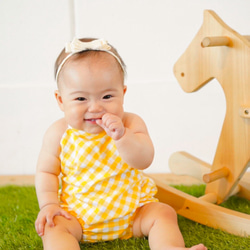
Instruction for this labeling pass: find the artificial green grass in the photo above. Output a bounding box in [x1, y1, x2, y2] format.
[0, 186, 41, 249]
[0, 185, 249, 250]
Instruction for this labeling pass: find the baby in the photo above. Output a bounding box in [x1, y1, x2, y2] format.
[35, 37, 207, 250]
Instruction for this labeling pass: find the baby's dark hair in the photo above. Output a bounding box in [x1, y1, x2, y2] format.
[54, 38, 126, 82]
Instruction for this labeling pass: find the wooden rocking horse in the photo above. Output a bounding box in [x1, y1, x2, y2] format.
[148, 10, 250, 236]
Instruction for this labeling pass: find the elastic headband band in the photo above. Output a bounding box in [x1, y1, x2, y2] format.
[55, 38, 125, 82]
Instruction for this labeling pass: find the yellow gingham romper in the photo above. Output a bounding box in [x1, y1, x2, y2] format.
[59, 127, 158, 242]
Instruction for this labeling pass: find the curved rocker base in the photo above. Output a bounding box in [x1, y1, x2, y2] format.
[147, 174, 250, 237]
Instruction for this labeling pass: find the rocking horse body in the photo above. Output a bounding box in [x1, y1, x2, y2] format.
[173, 10, 250, 204]
[148, 10, 250, 236]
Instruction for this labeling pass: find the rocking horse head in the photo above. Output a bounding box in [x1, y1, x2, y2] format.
[173, 10, 250, 95]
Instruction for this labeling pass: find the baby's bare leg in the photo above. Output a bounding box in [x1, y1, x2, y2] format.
[42, 214, 82, 250]
[133, 202, 207, 250]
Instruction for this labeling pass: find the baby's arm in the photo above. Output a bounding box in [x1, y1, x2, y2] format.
[35, 119, 70, 236]
[97, 112, 154, 170]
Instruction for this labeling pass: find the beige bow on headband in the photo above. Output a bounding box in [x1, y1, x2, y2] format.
[65, 38, 111, 53]
[56, 37, 125, 83]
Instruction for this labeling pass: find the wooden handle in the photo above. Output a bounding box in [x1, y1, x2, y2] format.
[201, 36, 231, 47]
[203, 167, 230, 183]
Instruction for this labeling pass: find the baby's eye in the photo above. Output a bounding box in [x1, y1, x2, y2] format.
[103, 95, 112, 99]
[76, 97, 86, 101]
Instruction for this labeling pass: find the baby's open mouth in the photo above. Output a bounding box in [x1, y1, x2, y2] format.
[85, 118, 102, 123]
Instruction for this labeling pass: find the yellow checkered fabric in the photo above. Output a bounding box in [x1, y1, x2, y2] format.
[59, 127, 158, 242]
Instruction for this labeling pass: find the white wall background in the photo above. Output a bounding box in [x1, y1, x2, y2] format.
[1, 0, 250, 175]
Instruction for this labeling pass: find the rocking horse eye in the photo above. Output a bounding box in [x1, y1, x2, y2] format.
[181, 72, 185, 77]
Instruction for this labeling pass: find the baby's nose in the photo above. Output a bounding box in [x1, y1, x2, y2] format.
[88, 101, 103, 112]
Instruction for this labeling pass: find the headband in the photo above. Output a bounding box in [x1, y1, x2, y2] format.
[55, 38, 125, 82]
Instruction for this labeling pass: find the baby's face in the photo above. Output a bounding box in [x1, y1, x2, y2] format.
[56, 52, 126, 133]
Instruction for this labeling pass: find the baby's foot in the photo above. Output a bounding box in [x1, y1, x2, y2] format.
[189, 244, 207, 250]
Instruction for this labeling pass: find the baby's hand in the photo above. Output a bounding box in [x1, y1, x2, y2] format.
[96, 113, 125, 140]
[35, 204, 71, 237]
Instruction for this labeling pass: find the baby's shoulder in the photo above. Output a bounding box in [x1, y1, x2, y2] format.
[123, 112, 147, 130]
[123, 112, 142, 121]
[43, 118, 67, 144]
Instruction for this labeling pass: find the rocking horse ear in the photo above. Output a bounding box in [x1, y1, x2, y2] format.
[203, 10, 219, 25]
[202, 10, 231, 38]
[201, 10, 231, 47]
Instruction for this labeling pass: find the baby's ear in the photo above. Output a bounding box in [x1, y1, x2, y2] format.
[54, 90, 64, 111]
[123, 85, 127, 95]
